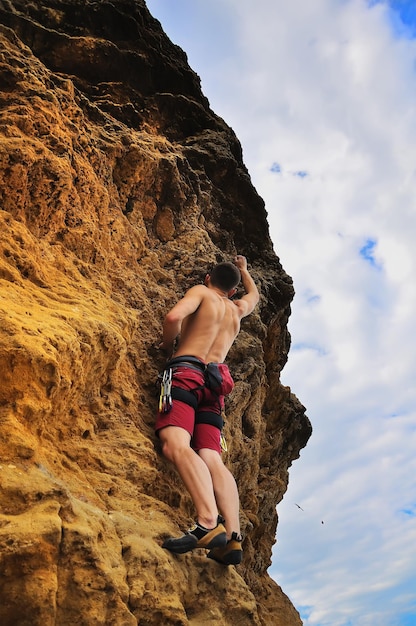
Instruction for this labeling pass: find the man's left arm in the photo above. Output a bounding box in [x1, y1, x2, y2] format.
[233, 256, 260, 319]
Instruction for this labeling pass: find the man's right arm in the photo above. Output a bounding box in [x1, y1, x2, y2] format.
[233, 255, 259, 319]
[159, 285, 205, 355]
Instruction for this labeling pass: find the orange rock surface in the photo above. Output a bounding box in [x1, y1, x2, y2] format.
[0, 1, 312, 624]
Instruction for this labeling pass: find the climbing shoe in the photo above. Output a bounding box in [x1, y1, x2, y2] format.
[207, 532, 243, 565]
[162, 519, 227, 554]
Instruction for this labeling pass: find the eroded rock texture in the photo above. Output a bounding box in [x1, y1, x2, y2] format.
[0, 1, 312, 624]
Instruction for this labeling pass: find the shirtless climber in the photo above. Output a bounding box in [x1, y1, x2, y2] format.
[155, 255, 259, 565]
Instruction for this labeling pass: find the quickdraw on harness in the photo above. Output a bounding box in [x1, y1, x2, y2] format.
[159, 367, 173, 413]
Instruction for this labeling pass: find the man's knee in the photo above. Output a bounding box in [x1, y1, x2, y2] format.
[161, 439, 173, 462]
[198, 447, 223, 468]
[160, 429, 191, 463]
[161, 438, 182, 463]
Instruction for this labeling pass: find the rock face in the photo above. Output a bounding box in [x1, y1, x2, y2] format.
[0, 1, 312, 624]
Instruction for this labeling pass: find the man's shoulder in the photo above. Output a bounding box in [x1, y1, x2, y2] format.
[185, 284, 208, 296]
[231, 296, 256, 319]
[180, 284, 209, 302]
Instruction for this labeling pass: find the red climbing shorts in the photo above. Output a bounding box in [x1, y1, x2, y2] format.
[155, 362, 234, 455]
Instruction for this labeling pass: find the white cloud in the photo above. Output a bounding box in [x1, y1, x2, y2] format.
[147, 1, 416, 624]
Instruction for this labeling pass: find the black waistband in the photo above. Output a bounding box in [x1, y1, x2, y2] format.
[166, 356, 206, 371]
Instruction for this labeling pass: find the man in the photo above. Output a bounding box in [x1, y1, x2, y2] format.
[155, 255, 259, 565]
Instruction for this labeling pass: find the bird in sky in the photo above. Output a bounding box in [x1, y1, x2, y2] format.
[294, 502, 325, 524]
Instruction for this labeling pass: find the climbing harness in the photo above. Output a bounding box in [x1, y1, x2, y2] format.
[157, 356, 234, 451]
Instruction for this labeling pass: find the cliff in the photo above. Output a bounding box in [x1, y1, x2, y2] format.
[0, 1, 312, 624]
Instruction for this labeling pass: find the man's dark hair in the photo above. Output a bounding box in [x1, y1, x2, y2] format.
[209, 262, 241, 292]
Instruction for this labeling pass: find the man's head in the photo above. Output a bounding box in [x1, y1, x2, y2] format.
[207, 262, 241, 294]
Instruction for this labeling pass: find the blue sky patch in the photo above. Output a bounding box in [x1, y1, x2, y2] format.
[398, 614, 416, 626]
[294, 170, 308, 178]
[303, 289, 321, 305]
[369, 0, 416, 38]
[270, 162, 281, 173]
[298, 606, 312, 623]
[292, 342, 328, 356]
[359, 238, 381, 269]
[306, 294, 321, 304]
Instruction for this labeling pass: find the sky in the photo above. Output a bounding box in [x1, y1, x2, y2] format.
[145, 1, 416, 625]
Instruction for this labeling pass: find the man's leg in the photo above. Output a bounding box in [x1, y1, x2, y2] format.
[159, 425, 219, 529]
[197, 447, 240, 539]
[198, 447, 243, 565]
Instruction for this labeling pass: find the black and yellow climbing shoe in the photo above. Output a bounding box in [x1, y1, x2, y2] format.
[207, 532, 243, 565]
[162, 520, 227, 554]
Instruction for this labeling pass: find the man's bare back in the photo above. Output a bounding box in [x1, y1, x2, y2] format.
[174, 286, 241, 363]
[159, 255, 259, 363]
